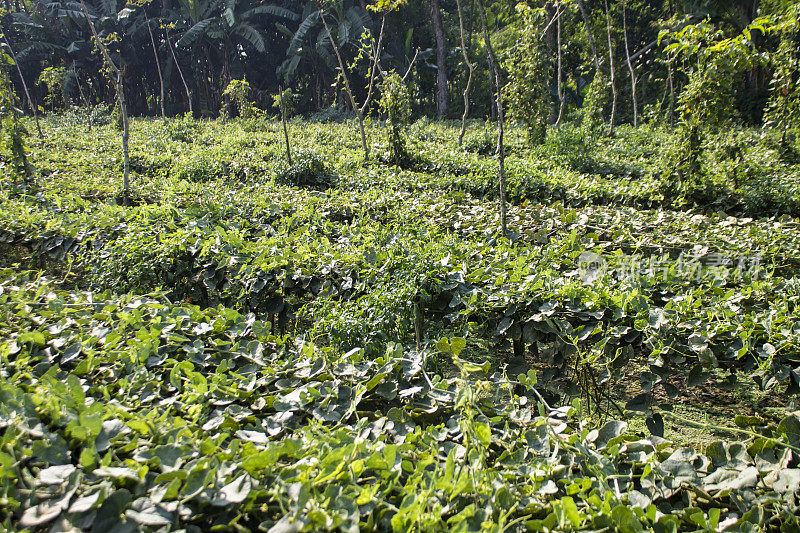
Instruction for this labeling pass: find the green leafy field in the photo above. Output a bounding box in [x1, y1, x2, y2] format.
[1, 116, 800, 531]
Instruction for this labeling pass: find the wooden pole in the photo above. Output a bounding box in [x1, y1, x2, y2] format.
[605, 0, 617, 135]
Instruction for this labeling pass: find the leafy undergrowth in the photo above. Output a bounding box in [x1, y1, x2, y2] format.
[2, 271, 800, 532]
[1, 116, 800, 531]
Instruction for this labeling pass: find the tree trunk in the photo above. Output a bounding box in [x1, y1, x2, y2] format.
[145, 14, 165, 120]
[476, 0, 507, 238]
[166, 27, 192, 115]
[315, 71, 322, 110]
[737, 0, 759, 29]
[556, 4, 565, 128]
[73, 62, 89, 107]
[545, 2, 559, 124]
[605, 0, 617, 135]
[279, 87, 292, 165]
[577, 0, 600, 72]
[467, 0, 475, 54]
[667, 61, 675, 125]
[430, 0, 448, 119]
[2, 34, 43, 139]
[623, 2, 637, 127]
[455, 0, 475, 146]
[118, 71, 130, 193]
[488, 50, 497, 120]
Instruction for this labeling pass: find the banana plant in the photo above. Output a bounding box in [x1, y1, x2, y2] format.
[277, 1, 370, 86]
[175, 0, 297, 112]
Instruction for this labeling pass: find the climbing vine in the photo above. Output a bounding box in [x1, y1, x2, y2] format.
[379, 71, 411, 165]
[222, 79, 254, 120]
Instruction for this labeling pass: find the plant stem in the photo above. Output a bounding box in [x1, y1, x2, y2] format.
[660, 411, 800, 455]
[556, 3, 565, 129]
[623, 1, 638, 127]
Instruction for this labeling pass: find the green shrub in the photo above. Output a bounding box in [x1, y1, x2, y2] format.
[171, 149, 231, 183]
[503, 3, 550, 146]
[307, 105, 353, 124]
[241, 112, 268, 133]
[0, 52, 34, 184]
[275, 151, 336, 190]
[89, 104, 114, 127]
[166, 113, 203, 143]
[37, 66, 69, 111]
[463, 128, 496, 156]
[378, 72, 412, 166]
[221, 79, 254, 120]
[582, 69, 611, 134]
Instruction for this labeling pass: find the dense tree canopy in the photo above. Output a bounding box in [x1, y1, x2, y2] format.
[0, 0, 795, 125]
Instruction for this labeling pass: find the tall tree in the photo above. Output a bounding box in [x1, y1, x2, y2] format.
[429, 0, 448, 118]
[605, 0, 617, 134]
[577, 0, 600, 72]
[623, 1, 638, 127]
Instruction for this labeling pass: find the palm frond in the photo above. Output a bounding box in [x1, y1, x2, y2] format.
[222, 0, 235, 28]
[177, 17, 214, 47]
[243, 5, 299, 22]
[345, 6, 371, 36]
[100, 0, 117, 18]
[233, 21, 266, 53]
[288, 10, 320, 56]
[277, 54, 301, 82]
[275, 22, 293, 38]
[337, 18, 350, 46]
[16, 41, 66, 62]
